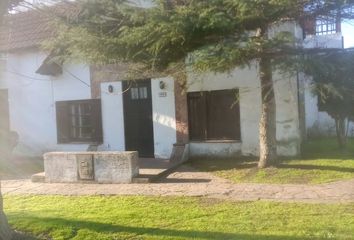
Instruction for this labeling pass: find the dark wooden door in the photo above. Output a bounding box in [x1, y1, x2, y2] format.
[0, 89, 10, 151]
[123, 79, 154, 157]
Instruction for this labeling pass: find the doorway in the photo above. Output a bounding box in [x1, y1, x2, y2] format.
[122, 80, 154, 158]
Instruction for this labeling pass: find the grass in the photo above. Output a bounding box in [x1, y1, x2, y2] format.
[3, 195, 354, 240]
[190, 138, 354, 184]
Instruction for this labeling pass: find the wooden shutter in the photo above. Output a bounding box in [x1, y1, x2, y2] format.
[187, 92, 207, 140]
[56, 101, 70, 143]
[90, 99, 103, 143]
[207, 90, 241, 140]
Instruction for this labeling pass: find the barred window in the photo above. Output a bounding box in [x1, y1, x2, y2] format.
[56, 99, 102, 143]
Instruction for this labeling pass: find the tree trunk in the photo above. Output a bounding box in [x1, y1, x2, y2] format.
[0, 183, 12, 240]
[335, 117, 347, 149]
[258, 57, 277, 168]
[173, 68, 189, 144]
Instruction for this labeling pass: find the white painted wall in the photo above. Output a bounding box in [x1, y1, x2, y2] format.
[100, 78, 177, 159]
[303, 33, 343, 49]
[273, 71, 301, 156]
[188, 65, 260, 156]
[187, 22, 302, 157]
[189, 142, 242, 157]
[304, 78, 354, 137]
[151, 77, 177, 159]
[187, 63, 301, 157]
[100, 82, 126, 151]
[0, 49, 91, 156]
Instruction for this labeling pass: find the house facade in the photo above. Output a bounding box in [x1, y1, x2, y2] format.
[303, 24, 354, 137]
[0, 8, 348, 160]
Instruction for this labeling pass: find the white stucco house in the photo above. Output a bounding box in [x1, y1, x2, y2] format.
[0, 7, 349, 160]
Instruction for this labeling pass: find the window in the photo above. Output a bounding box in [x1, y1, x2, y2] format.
[316, 16, 338, 35]
[188, 89, 241, 141]
[130, 87, 148, 100]
[56, 99, 103, 143]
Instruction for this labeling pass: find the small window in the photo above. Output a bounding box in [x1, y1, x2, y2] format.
[316, 16, 337, 35]
[56, 99, 103, 143]
[131, 88, 140, 100]
[130, 87, 148, 100]
[188, 89, 241, 141]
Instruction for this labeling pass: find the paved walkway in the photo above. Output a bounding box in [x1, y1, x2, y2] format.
[2, 166, 354, 203]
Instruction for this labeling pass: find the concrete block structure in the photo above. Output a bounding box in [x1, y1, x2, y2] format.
[44, 151, 139, 183]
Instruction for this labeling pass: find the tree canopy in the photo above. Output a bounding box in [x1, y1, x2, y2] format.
[0, 0, 23, 17]
[46, 0, 354, 167]
[302, 49, 354, 147]
[49, 0, 354, 71]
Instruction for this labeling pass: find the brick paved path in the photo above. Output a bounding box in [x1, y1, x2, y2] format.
[2, 166, 354, 203]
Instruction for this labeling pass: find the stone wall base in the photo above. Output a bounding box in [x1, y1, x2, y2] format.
[44, 151, 139, 184]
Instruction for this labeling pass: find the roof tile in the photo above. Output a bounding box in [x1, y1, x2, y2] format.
[0, 3, 79, 52]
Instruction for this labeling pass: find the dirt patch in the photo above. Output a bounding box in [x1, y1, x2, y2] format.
[197, 197, 225, 207]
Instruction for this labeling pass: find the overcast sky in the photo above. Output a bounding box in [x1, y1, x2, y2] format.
[342, 22, 354, 48]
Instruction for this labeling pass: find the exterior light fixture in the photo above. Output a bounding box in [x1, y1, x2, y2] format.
[108, 85, 114, 93]
[159, 81, 166, 90]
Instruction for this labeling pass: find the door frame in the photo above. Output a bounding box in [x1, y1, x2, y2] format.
[122, 79, 155, 158]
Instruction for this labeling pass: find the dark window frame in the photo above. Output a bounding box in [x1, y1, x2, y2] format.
[56, 99, 103, 144]
[187, 89, 241, 141]
[316, 16, 338, 35]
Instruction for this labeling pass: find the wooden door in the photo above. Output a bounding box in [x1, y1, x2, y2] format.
[123, 80, 154, 158]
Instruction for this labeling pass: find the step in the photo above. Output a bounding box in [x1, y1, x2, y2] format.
[31, 172, 45, 183]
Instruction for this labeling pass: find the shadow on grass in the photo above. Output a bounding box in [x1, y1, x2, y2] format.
[189, 158, 256, 172]
[277, 164, 354, 173]
[190, 157, 354, 173]
[12, 231, 39, 240]
[10, 215, 319, 240]
[158, 178, 212, 183]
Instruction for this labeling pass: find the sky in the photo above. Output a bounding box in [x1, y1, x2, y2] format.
[342, 22, 354, 48]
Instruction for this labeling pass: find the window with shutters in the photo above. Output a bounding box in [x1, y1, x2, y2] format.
[187, 89, 241, 141]
[56, 99, 103, 143]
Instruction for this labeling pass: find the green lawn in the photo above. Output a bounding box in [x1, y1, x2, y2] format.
[190, 138, 354, 184]
[3, 195, 354, 240]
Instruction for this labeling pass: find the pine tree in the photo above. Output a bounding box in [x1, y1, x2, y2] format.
[48, 0, 354, 168]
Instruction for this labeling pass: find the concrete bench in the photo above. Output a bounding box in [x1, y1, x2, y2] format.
[43, 151, 139, 184]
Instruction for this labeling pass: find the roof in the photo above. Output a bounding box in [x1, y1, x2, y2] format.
[0, 10, 52, 52]
[0, 3, 79, 52]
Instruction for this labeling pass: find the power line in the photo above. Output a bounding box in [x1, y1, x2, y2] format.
[62, 67, 91, 87]
[6, 70, 51, 81]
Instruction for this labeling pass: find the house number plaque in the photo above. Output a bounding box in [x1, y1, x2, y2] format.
[159, 92, 167, 97]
